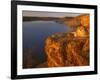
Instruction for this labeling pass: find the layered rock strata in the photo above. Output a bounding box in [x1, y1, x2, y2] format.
[45, 33, 89, 67]
[45, 14, 90, 67]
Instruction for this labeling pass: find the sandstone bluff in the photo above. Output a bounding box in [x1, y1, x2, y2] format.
[45, 14, 90, 67]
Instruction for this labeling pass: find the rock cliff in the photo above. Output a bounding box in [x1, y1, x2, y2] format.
[45, 14, 90, 67]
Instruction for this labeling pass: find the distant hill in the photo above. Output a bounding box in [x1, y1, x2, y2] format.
[23, 16, 74, 22]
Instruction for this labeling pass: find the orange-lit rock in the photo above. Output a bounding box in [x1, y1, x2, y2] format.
[80, 14, 90, 27]
[45, 33, 89, 67]
[75, 26, 89, 37]
[65, 37, 89, 66]
[64, 14, 90, 34]
[45, 14, 90, 67]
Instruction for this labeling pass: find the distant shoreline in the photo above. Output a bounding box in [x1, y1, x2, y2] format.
[23, 16, 74, 22]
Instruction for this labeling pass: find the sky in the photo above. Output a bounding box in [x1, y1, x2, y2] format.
[23, 11, 83, 17]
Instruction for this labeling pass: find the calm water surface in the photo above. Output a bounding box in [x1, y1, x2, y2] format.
[23, 21, 73, 66]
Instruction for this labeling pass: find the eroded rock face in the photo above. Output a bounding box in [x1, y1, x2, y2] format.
[45, 14, 90, 67]
[45, 33, 89, 67]
[64, 14, 90, 33]
[45, 33, 74, 67]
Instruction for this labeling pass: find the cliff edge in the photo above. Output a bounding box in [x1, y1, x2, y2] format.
[45, 14, 90, 67]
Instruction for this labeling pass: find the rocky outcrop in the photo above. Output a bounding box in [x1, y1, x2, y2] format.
[45, 14, 90, 67]
[64, 14, 90, 32]
[45, 33, 89, 67]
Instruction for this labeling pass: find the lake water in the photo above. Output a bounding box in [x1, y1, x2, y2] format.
[23, 21, 73, 67]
